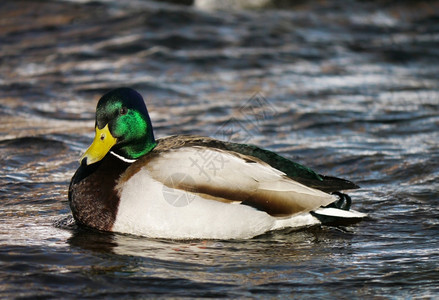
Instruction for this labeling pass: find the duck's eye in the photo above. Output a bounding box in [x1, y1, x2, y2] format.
[119, 107, 128, 115]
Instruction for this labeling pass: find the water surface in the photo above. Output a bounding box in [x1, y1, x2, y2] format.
[0, 0, 438, 298]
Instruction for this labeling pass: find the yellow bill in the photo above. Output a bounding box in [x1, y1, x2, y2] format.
[80, 124, 117, 165]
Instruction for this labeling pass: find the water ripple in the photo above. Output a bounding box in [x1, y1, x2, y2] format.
[0, 0, 438, 298]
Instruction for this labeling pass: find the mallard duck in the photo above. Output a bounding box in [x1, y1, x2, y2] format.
[69, 88, 365, 239]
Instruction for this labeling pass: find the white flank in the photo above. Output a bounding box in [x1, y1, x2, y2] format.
[113, 168, 275, 239]
[112, 147, 342, 239]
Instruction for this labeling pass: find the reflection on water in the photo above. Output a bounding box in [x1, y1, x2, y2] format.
[65, 225, 365, 297]
[0, 0, 438, 298]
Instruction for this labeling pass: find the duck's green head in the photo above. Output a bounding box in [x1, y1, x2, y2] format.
[80, 88, 157, 165]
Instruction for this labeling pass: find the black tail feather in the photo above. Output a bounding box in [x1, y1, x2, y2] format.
[326, 191, 352, 211]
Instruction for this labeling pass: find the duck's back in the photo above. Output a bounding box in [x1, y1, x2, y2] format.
[150, 135, 359, 193]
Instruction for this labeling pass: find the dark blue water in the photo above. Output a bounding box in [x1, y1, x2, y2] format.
[1, 0, 438, 298]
